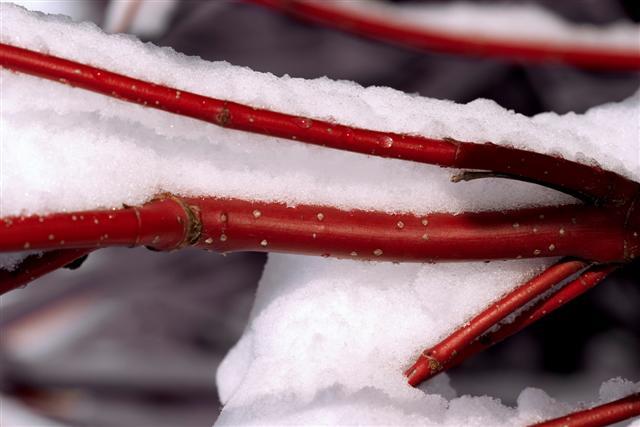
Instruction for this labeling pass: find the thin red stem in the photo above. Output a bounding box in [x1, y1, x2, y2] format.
[447, 264, 617, 371]
[406, 263, 617, 387]
[531, 392, 640, 427]
[0, 196, 636, 264]
[2, 43, 637, 205]
[0, 43, 456, 167]
[405, 259, 587, 386]
[248, 0, 640, 71]
[0, 249, 92, 295]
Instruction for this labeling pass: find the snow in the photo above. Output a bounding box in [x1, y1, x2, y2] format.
[599, 377, 640, 402]
[0, 397, 67, 427]
[215, 254, 640, 426]
[216, 256, 548, 425]
[1, 3, 639, 426]
[0, 252, 36, 271]
[329, 0, 640, 52]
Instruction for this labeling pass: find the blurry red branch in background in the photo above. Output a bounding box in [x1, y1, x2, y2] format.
[248, 0, 640, 71]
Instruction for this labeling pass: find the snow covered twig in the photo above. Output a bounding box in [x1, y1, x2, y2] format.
[2, 43, 638, 206]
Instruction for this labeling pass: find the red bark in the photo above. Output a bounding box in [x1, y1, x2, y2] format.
[405, 259, 586, 386]
[1, 197, 195, 253]
[248, 0, 640, 71]
[406, 263, 617, 386]
[1, 196, 638, 264]
[446, 264, 617, 371]
[532, 392, 640, 427]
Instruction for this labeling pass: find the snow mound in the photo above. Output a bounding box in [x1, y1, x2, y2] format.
[216, 255, 640, 425]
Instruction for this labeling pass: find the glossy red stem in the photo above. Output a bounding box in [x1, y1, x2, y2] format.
[0, 249, 92, 295]
[406, 259, 586, 386]
[0, 197, 195, 253]
[1, 196, 638, 264]
[407, 263, 616, 386]
[248, 0, 640, 71]
[2, 43, 638, 205]
[447, 264, 617, 370]
[531, 392, 640, 427]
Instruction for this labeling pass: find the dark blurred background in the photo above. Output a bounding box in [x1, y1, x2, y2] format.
[2, 1, 639, 425]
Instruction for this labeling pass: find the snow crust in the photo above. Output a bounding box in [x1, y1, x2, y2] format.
[330, 0, 640, 51]
[1, 4, 639, 426]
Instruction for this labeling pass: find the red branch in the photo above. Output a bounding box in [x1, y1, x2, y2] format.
[2, 43, 638, 205]
[405, 259, 586, 385]
[406, 263, 617, 387]
[1, 196, 637, 264]
[248, 0, 640, 71]
[448, 264, 618, 370]
[1, 197, 195, 253]
[0, 249, 92, 295]
[532, 392, 640, 427]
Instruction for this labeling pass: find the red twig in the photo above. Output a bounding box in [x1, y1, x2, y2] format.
[406, 263, 617, 387]
[531, 392, 640, 427]
[1, 197, 637, 264]
[445, 264, 617, 371]
[2, 43, 638, 205]
[248, 0, 640, 71]
[0, 249, 92, 295]
[1, 197, 196, 253]
[405, 259, 586, 385]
